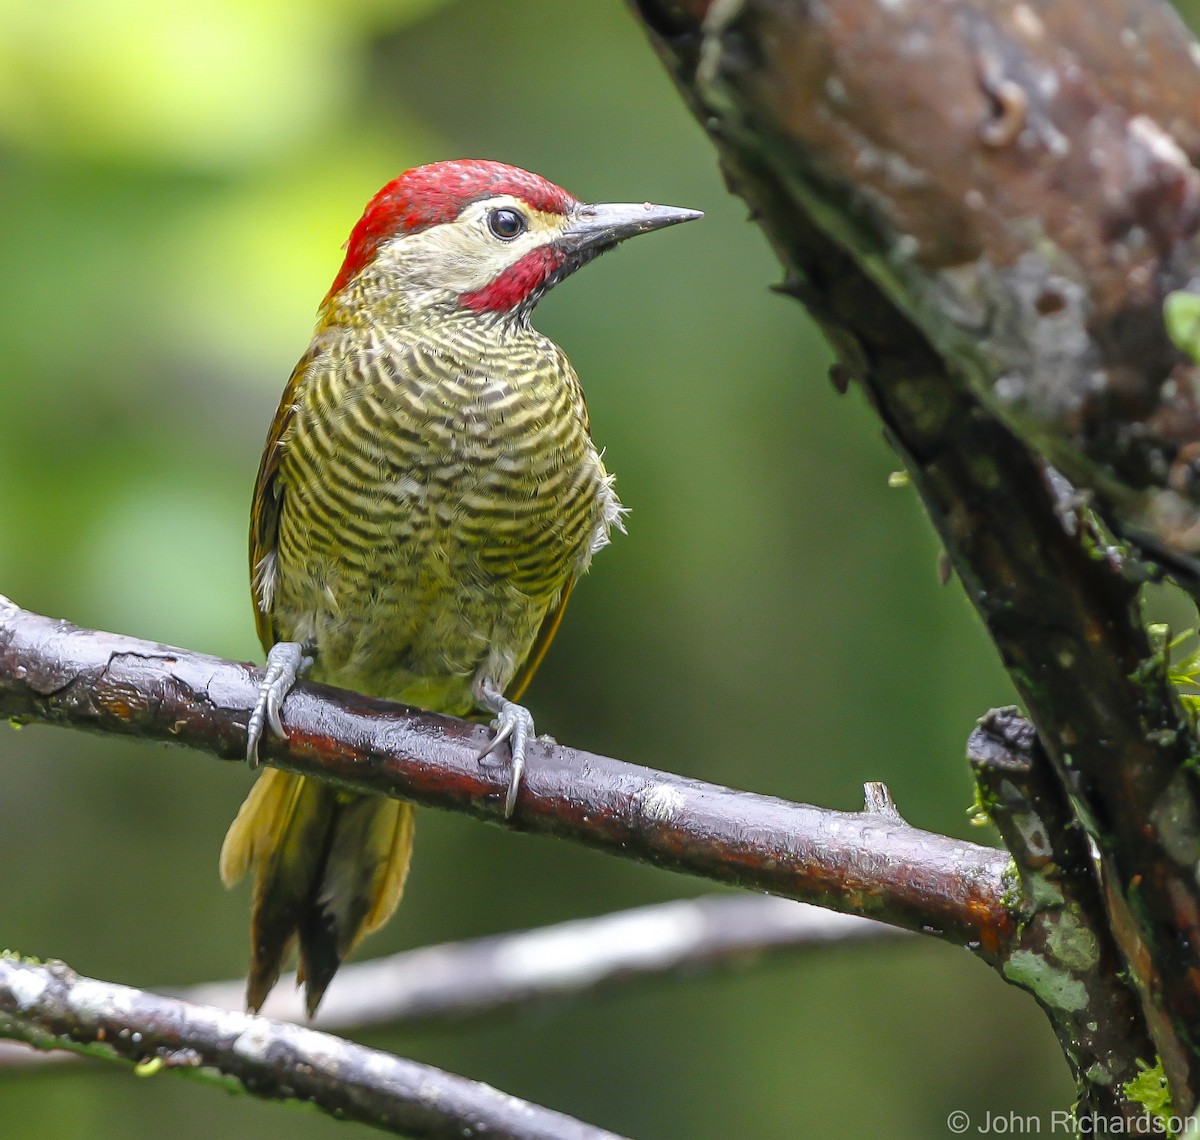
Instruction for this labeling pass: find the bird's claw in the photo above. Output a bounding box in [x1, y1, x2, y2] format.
[476, 693, 534, 819]
[247, 641, 312, 769]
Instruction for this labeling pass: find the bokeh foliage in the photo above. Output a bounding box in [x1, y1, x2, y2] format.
[3, 0, 1148, 1135]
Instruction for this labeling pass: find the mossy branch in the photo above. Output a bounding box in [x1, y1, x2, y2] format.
[628, 0, 1200, 1115]
[969, 709, 1156, 1122]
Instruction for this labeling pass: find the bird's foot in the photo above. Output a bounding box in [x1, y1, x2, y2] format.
[246, 641, 313, 768]
[476, 684, 534, 819]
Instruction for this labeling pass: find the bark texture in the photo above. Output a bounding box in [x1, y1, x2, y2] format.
[628, 0, 1200, 1114]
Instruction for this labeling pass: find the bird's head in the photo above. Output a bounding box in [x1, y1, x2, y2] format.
[323, 159, 702, 321]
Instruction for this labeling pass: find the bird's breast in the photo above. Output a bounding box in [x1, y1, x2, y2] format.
[267, 322, 616, 702]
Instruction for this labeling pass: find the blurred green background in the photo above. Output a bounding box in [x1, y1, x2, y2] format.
[5, 0, 1180, 1136]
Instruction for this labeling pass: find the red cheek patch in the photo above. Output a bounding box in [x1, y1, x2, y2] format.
[459, 245, 567, 313]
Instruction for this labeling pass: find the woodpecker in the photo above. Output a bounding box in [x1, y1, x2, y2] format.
[218, 159, 701, 1015]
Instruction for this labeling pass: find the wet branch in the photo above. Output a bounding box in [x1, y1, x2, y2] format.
[0, 954, 626, 1140]
[0, 594, 1007, 1129]
[0, 595, 1013, 956]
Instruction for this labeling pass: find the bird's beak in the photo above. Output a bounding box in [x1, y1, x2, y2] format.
[561, 201, 703, 253]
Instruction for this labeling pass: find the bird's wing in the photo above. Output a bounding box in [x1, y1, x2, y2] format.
[249, 345, 322, 651]
[507, 575, 576, 702]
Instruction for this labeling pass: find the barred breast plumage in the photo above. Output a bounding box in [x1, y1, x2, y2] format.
[267, 310, 618, 711]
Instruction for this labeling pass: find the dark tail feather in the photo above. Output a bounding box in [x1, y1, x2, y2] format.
[296, 792, 415, 1015]
[220, 769, 415, 1015]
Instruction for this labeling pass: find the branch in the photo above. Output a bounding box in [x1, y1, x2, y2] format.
[0, 896, 905, 1069]
[0, 595, 1013, 956]
[968, 708, 1155, 1121]
[0, 954, 626, 1140]
[207, 894, 906, 1027]
[626, 0, 1200, 1109]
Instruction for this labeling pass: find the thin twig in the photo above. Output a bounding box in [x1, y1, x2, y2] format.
[0, 954, 628, 1140]
[213, 894, 906, 1026]
[0, 895, 905, 1070]
[0, 595, 1015, 957]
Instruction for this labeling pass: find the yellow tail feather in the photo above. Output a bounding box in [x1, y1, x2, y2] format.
[220, 769, 415, 1015]
[362, 799, 416, 937]
[219, 767, 302, 888]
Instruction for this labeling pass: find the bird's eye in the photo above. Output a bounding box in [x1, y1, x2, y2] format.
[487, 208, 527, 241]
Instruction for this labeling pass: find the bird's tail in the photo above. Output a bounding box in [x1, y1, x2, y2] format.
[219, 769, 415, 1015]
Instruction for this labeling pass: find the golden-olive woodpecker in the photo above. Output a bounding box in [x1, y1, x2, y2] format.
[219, 159, 701, 1015]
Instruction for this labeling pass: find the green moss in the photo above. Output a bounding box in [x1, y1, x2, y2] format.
[1165, 291, 1200, 363]
[1002, 949, 1088, 1012]
[1149, 625, 1200, 732]
[1000, 860, 1024, 912]
[1122, 1058, 1173, 1134]
[1130, 647, 1167, 688]
[1043, 907, 1099, 973]
[968, 783, 995, 828]
[1, 950, 43, 966]
[1025, 871, 1065, 910]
